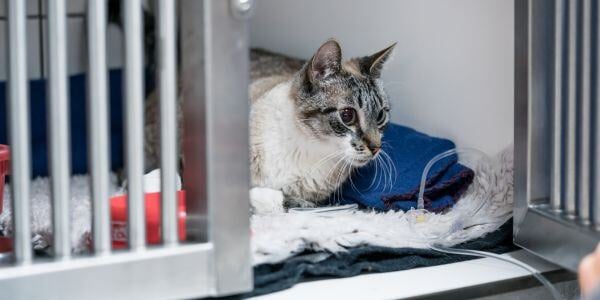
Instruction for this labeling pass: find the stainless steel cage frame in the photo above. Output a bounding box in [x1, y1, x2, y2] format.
[515, 0, 600, 271]
[0, 0, 252, 298]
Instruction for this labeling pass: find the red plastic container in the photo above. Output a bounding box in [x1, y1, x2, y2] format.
[110, 190, 187, 249]
[0, 144, 9, 216]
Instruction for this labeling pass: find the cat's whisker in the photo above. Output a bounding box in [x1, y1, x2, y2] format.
[372, 155, 382, 190]
[308, 151, 345, 176]
[366, 154, 380, 190]
[381, 150, 397, 189]
[338, 159, 353, 204]
[325, 155, 346, 182]
[381, 149, 397, 187]
[325, 155, 349, 205]
[348, 159, 364, 196]
[382, 155, 392, 191]
[377, 151, 391, 192]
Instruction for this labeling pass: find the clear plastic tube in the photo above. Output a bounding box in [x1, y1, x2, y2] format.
[288, 204, 358, 214]
[407, 147, 491, 241]
[431, 246, 563, 300]
[416, 148, 562, 300]
[417, 147, 487, 211]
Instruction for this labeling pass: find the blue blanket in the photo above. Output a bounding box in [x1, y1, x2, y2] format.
[0, 69, 154, 177]
[332, 123, 474, 212]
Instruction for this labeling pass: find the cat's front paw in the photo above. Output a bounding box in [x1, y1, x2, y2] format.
[283, 198, 317, 209]
[250, 187, 285, 215]
[32, 233, 51, 251]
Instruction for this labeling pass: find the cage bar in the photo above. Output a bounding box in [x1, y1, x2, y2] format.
[123, 0, 146, 250]
[47, 0, 72, 259]
[157, 0, 179, 245]
[87, 0, 112, 255]
[551, 0, 565, 212]
[6, 0, 32, 264]
[563, 0, 578, 217]
[577, 0, 592, 223]
[593, 0, 600, 228]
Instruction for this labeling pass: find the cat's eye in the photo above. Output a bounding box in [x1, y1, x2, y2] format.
[377, 110, 387, 125]
[339, 108, 356, 125]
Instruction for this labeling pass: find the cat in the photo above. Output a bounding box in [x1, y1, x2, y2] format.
[143, 40, 394, 213]
[248, 40, 395, 211]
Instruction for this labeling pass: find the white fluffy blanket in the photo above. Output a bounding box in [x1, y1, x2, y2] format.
[0, 147, 513, 266]
[251, 147, 514, 265]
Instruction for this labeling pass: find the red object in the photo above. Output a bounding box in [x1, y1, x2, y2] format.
[110, 190, 187, 249]
[0, 237, 11, 252]
[0, 144, 9, 216]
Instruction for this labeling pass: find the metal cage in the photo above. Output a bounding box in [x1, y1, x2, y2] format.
[0, 0, 252, 298]
[515, 0, 600, 271]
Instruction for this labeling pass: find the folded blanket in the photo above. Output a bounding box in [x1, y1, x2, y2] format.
[246, 221, 516, 298]
[332, 123, 474, 212]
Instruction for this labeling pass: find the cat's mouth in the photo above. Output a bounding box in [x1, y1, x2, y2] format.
[351, 156, 374, 167]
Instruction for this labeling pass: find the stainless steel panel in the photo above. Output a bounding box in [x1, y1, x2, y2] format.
[47, 0, 72, 259]
[515, 0, 600, 271]
[181, 0, 252, 295]
[157, 0, 179, 245]
[87, 0, 112, 255]
[513, 0, 531, 229]
[516, 208, 598, 271]
[123, 0, 146, 251]
[0, 244, 216, 300]
[6, 0, 32, 264]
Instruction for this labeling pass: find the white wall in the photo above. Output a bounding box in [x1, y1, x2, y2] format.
[250, 0, 514, 155]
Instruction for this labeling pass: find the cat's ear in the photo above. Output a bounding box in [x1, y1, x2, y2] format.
[308, 39, 342, 83]
[363, 42, 396, 78]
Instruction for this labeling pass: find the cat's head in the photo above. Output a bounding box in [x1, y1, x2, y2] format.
[292, 39, 395, 167]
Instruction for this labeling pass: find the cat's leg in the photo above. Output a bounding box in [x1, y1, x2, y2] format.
[250, 187, 285, 215]
[283, 197, 317, 209]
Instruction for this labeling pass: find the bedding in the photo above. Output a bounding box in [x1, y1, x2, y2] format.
[247, 220, 516, 298]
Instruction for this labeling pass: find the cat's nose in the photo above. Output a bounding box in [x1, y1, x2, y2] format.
[368, 145, 381, 155]
[363, 135, 381, 155]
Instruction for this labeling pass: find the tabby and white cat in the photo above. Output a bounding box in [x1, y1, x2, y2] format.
[248, 40, 395, 211]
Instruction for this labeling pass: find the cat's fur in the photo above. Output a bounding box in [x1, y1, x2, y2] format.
[249, 40, 395, 209]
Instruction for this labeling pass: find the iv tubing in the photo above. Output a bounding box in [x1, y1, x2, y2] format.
[417, 147, 563, 300]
